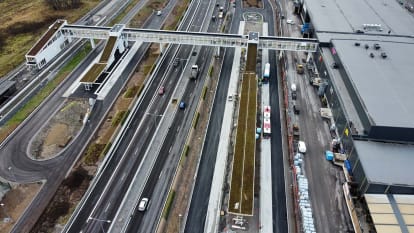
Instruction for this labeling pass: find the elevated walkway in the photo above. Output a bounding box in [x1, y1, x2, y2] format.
[26, 20, 319, 70]
[27, 20, 66, 56]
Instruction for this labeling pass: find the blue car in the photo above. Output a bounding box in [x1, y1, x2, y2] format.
[179, 101, 186, 109]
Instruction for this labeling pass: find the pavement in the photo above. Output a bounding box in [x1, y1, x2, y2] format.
[259, 22, 273, 233]
[280, 0, 354, 232]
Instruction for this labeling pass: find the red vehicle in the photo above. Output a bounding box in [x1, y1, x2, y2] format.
[158, 86, 165, 95]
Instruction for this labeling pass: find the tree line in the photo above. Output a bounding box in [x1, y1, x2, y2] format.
[45, 0, 82, 10]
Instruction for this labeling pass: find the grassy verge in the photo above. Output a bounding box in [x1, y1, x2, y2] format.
[0, 0, 100, 77]
[228, 73, 256, 215]
[162, 190, 176, 219]
[0, 44, 92, 142]
[163, 0, 190, 30]
[109, 0, 142, 26]
[130, 0, 168, 28]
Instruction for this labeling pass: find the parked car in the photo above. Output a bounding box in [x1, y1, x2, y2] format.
[158, 86, 165, 95]
[298, 141, 307, 153]
[138, 198, 149, 211]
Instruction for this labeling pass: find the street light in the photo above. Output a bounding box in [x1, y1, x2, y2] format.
[146, 112, 163, 130]
[87, 217, 111, 233]
[8, 166, 17, 184]
[178, 213, 182, 233]
[0, 203, 12, 223]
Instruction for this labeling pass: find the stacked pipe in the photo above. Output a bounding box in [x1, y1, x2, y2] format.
[294, 153, 316, 233]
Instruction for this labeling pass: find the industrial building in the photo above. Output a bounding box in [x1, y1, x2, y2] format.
[295, 0, 414, 194]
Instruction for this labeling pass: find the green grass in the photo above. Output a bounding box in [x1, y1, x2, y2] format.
[109, 0, 141, 26]
[111, 110, 127, 126]
[202, 86, 207, 100]
[0, 44, 92, 142]
[124, 85, 140, 98]
[83, 143, 106, 165]
[192, 112, 200, 128]
[162, 190, 176, 219]
[228, 73, 256, 215]
[120, 110, 130, 125]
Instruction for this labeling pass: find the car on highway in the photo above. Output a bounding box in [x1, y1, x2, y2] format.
[286, 19, 295, 24]
[156, 10, 162, 16]
[179, 101, 186, 109]
[173, 59, 179, 67]
[138, 198, 149, 211]
[158, 86, 165, 95]
[298, 141, 307, 153]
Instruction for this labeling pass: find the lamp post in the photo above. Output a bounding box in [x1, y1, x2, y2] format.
[0, 203, 12, 223]
[87, 217, 111, 233]
[8, 166, 17, 184]
[178, 213, 182, 233]
[146, 113, 163, 130]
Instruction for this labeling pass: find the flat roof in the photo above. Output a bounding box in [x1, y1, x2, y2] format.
[304, 0, 414, 36]
[365, 194, 414, 233]
[332, 39, 414, 128]
[80, 63, 106, 83]
[354, 140, 414, 187]
[27, 20, 65, 56]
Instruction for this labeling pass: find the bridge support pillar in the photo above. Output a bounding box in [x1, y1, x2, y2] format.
[90, 38, 96, 49]
[159, 43, 165, 54]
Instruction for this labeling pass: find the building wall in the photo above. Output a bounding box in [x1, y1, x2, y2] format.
[370, 126, 414, 143]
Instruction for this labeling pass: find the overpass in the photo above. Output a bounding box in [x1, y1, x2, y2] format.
[26, 20, 318, 71]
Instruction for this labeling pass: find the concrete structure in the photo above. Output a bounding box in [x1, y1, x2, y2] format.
[25, 20, 72, 70]
[26, 20, 318, 71]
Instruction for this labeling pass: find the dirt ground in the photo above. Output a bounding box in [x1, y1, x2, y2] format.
[242, 0, 263, 8]
[30, 99, 89, 160]
[0, 183, 41, 233]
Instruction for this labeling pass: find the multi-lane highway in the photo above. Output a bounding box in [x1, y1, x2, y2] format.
[0, 1, 169, 232]
[0, 0, 291, 232]
[65, 0, 221, 232]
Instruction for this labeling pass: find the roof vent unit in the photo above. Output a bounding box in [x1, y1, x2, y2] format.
[365, 44, 369, 49]
[370, 53, 374, 58]
[381, 52, 387, 58]
[374, 43, 381, 50]
[363, 23, 383, 31]
[354, 42, 360, 46]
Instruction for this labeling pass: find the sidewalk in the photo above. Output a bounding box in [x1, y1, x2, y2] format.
[259, 22, 273, 233]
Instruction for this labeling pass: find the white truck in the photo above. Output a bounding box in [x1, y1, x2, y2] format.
[190, 65, 199, 79]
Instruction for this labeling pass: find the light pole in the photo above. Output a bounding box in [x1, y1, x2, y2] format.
[8, 166, 17, 184]
[178, 213, 182, 233]
[0, 203, 12, 223]
[87, 217, 111, 233]
[146, 113, 163, 130]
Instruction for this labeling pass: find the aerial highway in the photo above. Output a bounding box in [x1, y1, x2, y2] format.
[64, 0, 223, 232]
[0, 1, 165, 232]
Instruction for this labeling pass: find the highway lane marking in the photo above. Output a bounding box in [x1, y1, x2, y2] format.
[105, 202, 111, 212]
